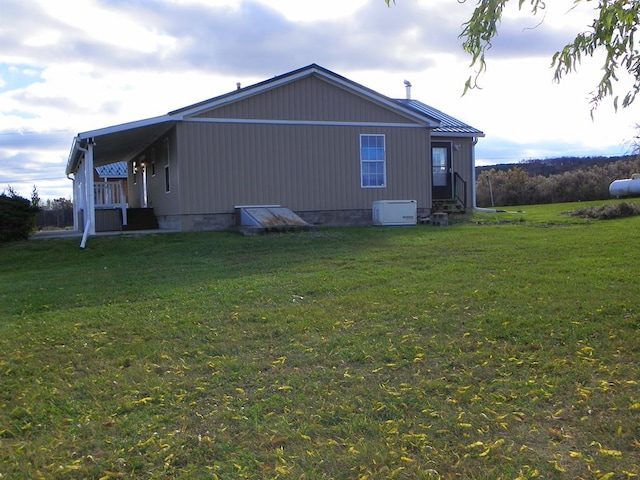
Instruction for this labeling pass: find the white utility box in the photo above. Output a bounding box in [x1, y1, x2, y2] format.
[372, 200, 417, 226]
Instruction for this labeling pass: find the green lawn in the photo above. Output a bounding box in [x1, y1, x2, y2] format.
[1, 201, 639, 479]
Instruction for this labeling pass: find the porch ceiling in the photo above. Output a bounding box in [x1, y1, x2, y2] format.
[67, 120, 176, 174]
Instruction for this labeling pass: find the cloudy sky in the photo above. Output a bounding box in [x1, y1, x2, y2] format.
[1, 0, 638, 200]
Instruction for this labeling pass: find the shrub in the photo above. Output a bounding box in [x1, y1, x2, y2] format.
[567, 201, 640, 219]
[0, 192, 40, 242]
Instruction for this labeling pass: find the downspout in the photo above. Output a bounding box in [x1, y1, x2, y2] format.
[66, 173, 77, 231]
[471, 136, 499, 213]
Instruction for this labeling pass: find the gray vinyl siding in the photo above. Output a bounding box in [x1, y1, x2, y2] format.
[170, 74, 433, 216]
[175, 122, 430, 215]
[126, 160, 138, 208]
[194, 76, 416, 124]
[130, 130, 181, 215]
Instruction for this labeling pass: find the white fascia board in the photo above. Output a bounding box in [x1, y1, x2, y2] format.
[432, 131, 486, 138]
[184, 117, 427, 128]
[75, 114, 174, 140]
[66, 136, 82, 175]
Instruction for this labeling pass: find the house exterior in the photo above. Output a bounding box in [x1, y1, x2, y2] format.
[66, 64, 483, 240]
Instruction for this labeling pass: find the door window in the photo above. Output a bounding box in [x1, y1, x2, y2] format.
[432, 146, 448, 187]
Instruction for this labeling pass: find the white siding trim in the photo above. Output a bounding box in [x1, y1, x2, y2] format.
[183, 117, 427, 128]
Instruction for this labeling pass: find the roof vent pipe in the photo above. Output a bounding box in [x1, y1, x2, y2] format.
[236, 82, 241, 90]
[403, 79, 412, 100]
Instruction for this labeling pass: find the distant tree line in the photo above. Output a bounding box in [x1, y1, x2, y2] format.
[475, 155, 640, 207]
[37, 198, 74, 230]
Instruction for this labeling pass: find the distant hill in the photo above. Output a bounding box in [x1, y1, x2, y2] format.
[476, 155, 637, 177]
[474, 154, 640, 207]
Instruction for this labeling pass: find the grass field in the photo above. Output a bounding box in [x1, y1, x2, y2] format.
[1, 200, 639, 479]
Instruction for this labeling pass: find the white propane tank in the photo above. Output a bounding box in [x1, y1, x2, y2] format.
[609, 173, 640, 198]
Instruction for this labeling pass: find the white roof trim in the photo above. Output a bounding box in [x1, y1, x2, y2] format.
[184, 117, 427, 128]
[76, 114, 174, 140]
[432, 131, 486, 138]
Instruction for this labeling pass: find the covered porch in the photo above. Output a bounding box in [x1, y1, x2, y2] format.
[66, 117, 175, 247]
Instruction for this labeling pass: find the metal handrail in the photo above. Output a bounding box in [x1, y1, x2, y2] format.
[453, 172, 467, 208]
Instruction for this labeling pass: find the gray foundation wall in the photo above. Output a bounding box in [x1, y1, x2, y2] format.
[157, 208, 430, 232]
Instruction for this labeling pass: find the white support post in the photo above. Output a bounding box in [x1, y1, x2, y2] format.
[85, 142, 95, 235]
[80, 142, 95, 248]
[119, 180, 128, 226]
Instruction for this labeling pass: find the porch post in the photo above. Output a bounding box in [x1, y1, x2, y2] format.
[83, 142, 96, 236]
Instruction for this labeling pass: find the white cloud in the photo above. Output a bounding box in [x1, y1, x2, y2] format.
[254, 0, 370, 21]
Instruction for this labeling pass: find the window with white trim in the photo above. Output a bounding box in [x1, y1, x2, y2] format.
[360, 134, 386, 188]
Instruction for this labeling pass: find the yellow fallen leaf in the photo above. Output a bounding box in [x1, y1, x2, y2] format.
[478, 447, 492, 457]
[101, 471, 125, 479]
[137, 437, 156, 447]
[599, 449, 622, 457]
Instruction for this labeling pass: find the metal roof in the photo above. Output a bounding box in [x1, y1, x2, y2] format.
[394, 99, 484, 137]
[96, 161, 127, 178]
